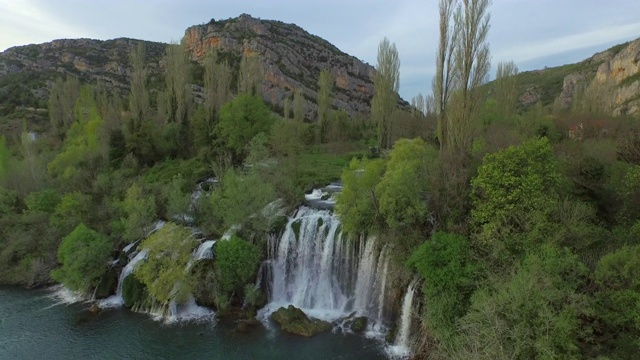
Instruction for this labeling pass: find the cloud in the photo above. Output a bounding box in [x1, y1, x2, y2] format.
[493, 22, 640, 65]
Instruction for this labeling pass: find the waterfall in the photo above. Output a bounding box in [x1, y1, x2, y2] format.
[388, 279, 419, 358]
[261, 206, 391, 327]
[193, 240, 216, 261]
[99, 249, 149, 308]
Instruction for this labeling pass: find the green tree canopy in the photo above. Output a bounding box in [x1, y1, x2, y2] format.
[51, 223, 112, 293]
[336, 157, 386, 235]
[216, 94, 275, 162]
[135, 222, 196, 304]
[215, 235, 261, 295]
[376, 138, 437, 230]
[471, 137, 563, 251]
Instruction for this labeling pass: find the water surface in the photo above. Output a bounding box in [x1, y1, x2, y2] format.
[0, 287, 386, 360]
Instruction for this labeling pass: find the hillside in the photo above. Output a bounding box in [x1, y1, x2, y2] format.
[0, 14, 393, 138]
[492, 38, 640, 116]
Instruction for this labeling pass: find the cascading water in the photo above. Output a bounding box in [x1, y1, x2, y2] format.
[261, 205, 391, 330]
[99, 249, 149, 308]
[387, 279, 419, 358]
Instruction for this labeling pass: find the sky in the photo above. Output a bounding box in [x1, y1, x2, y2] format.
[1, 0, 640, 100]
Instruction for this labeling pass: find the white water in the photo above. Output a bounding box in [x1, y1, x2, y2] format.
[99, 249, 149, 308]
[262, 207, 391, 329]
[387, 279, 419, 358]
[193, 240, 216, 261]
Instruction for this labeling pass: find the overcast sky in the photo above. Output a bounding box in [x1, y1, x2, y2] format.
[1, 0, 639, 100]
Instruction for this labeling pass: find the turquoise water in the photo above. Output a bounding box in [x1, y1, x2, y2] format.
[0, 287, 386, 360]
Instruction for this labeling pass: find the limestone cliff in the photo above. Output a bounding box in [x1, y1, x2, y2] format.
[182, 14, 385, 117]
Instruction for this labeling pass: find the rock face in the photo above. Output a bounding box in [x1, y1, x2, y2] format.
[548, 38, 640, 116]
[183, 14, 386, 118]
[270, 305, 332, 337]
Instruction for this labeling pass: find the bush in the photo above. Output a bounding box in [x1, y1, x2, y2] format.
[51, 223, 112, 293]
[215, 236, 261, 296]
[408, 232, 477, 344]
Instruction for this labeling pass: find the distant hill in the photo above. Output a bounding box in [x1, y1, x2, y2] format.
[0, 14, 399, 138]
[487, 38, 640, 116]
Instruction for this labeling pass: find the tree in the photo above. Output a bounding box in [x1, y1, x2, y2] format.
[237, 53, 262, 96]
[48, 86, 104, 184]
[448, 0, 491, 152]
[433, 0, 459, 150]
[215, 235, 261, 295]
[48, 76, 80, 141]
[433, 0, 491, 153]
[208, 168, 277, 239]
[203, 48, 232, 118]
[51, 223, 112, 293]
[376, 138, 437, 230]
[293, 88, 305, 123]
[158, 42, 192, 156]
[372, 37, 400, 150]
[25, 189, 60, 214]
[336, 157, 386, 235]
[471, 137, 562, 256]
[317, 70, 333, 142]
[125, 43, 154, 162]
[454, 245, 589, 359]
[122, 183, 157, 243]
[493, 60, 519, 120]
[216, 94, 275, 162]
[408, 231, 477, 344]
[50, 192, 91, 235]
[135, 222, 196, 304]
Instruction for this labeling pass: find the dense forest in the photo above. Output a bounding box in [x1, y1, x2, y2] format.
[1, 0, 639, 359]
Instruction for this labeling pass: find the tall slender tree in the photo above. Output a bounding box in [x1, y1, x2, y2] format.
[237, 53, 263, 96]
[49, 76, 81, 141]
[317, 70, 334, 143]
[494, 60, 519, 119]
[433, 0, 459, 150]
[372, 37, 400, 150]
[293, 88, 305, 123]
[447, 0, 491, 152]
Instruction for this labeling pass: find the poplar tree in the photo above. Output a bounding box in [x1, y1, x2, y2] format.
[293, 88, 305, 123]
[49, 76, 80, 141]
[317, 70, 333, 143]
[372, 37, 400, 150]
[433, 0, 458, 150]
[237, 54, 262, 96]
[494, 60, 518, 120]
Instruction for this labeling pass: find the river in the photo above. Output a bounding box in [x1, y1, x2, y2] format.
[0, 286, 387, 360]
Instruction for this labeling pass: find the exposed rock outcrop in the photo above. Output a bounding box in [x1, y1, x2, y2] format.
[183, 14, 391, 118]
[270, 305, 332, 337]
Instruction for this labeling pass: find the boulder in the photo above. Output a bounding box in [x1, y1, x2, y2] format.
[270, 305, 332, 337]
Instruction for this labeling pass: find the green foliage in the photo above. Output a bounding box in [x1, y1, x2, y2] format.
[122, 183, 156, 242]
[336, 157, 385, 235]
[592, 245, 640, 355]
[376, 138, 437, 230]
[25, 189, 60, 213]
[207, 168, 276, 239]
[162, 174, 191, 222]
[51, 223, 112, 293]
[618, 165, 640, 224]
[0, 187, 18, 215]
[48, 86, 104, 182]
[215, 236, 261, 295]
[122, 274, 146, 308]
[50, 192, 90, 234]
[471, 137, 562, 251]
[453, 245, 589, 359]
[216, 94, 274, 161]
[135, 222, 196, 304]
[408, 232, 477, 343]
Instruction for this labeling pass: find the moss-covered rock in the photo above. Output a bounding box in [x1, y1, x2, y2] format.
[291, 220, 302, 240]
[94, 268, 119, 299]
[271, 305, 332, 337]
[122, 274, 146, 308]
[348, 316, 368, 333]
[270, 215, 289, 235]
